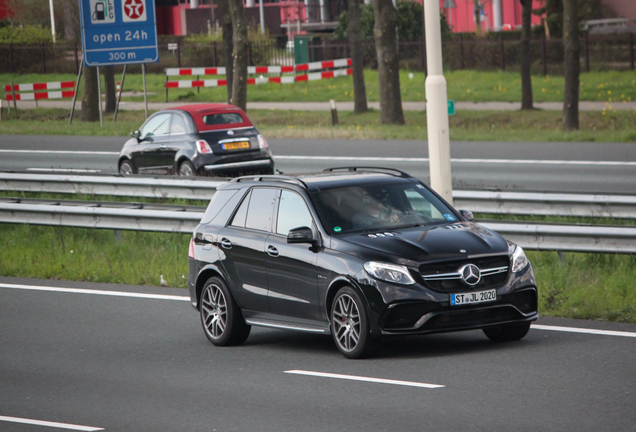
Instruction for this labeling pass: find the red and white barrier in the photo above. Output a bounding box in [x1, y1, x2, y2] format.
[165, 58, 351, 77]
[4, 81, 76, 101]
[165, 69, 352, 90]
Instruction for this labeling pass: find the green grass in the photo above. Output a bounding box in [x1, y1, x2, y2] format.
[1, 107, 634, 142]
[0, 222, 634, 323]
[0, 224, 190, 289]
[1, 70, 634, 104]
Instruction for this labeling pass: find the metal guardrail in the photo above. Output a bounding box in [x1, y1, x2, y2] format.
[2, 172, 636, 219]
[0, 173, 222, 200]
[1, 199, 636, 253]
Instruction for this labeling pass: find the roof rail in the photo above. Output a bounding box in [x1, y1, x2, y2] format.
[229, 174, 308, 189]
[322, 166, 414, 178]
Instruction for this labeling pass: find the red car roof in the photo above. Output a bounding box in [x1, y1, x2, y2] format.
[166, 103, 253, 132]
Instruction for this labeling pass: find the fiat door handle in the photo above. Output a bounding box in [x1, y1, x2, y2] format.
[220, 238, 232, 249]
[267, 245, 279, 257]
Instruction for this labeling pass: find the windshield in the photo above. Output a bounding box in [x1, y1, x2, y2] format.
[312, 182, 457, 234]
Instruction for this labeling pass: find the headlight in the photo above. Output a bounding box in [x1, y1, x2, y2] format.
[509, 243, 529, 273]
[364, 262, 416, 285]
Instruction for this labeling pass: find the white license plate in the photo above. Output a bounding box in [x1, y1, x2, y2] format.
[451, 289, 497, 306]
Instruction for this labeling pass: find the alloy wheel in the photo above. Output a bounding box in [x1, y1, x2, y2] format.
[332, 294, 361, 352]
[201, 284, 227, 339]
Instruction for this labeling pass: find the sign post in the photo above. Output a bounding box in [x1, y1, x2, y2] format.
[72, 0, 159, 124]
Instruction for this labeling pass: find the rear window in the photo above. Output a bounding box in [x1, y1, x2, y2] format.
[192, 110, 252, 132]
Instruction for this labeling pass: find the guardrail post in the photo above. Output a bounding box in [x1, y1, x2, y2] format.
[114, 229, 121, 243]
[558, 251, 566, 263]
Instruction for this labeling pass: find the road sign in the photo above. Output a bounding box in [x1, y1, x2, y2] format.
[78, 0, 159, 67]
[448, 99, 456, 116]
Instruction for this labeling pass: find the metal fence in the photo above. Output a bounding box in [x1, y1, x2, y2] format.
[2, 33, 633, 75]
[1, 173, 636, 254]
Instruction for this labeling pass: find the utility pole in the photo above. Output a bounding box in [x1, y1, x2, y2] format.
[49, 0, 56, 43]
[424, 0, 453, 204]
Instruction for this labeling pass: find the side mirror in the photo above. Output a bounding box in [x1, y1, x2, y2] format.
[287, 226, 315, 244]
[131, 130, 141, 141]
[459, 209, 474, 221]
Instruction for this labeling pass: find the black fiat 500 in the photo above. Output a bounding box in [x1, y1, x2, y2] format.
[118, 103, 274, 177]
[188, 167, 538, 358]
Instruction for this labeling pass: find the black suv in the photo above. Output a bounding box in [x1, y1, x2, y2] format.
[187, 167, 538, 358]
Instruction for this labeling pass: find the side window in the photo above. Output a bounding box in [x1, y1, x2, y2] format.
[170, 114, 187, 134]
[245, 188, 278, 232]
[140, 113, 171, 138]
[201, 190, 239, 224]
[230, 190, 251, 228]
[276, 190, 313, 236]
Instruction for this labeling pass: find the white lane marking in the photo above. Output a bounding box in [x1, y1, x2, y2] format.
[275, 156, 636, 166]
[284, 370, 445, 389]
[27, 168, 102, 173]
[0, 283, 190, 302]
[2, 284, 635, 338]
[0, 150, 118, 155]
[532, 324, 636, 338]
[0, 415, 103, 431]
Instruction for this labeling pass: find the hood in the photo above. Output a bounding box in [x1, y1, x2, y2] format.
[339, 222, 509, 265]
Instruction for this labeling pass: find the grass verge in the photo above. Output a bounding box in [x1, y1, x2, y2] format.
[1, 70, 634, 104]
[1, 108, 634, 142]
[1, 223, 634, 323]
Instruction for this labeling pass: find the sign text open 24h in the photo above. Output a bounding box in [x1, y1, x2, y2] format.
[79, 0, 159, 67]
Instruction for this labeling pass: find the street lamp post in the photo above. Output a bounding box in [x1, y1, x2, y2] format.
[424, 0, 453, 204]
[48, 0, 56, 43]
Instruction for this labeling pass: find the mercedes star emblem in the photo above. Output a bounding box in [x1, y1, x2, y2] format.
[460, 264, 481, 286]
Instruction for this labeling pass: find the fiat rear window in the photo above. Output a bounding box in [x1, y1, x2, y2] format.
[193, 110, 252, 132]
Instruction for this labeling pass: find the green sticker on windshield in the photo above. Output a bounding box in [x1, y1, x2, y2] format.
[334, 226, 342, 232]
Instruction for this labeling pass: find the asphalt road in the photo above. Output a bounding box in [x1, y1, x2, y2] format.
[1, 135, 636, 193]
[1, 277, 635, 432]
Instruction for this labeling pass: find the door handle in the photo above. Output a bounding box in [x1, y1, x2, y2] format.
[267, 245, 279, 257]
[220, 238, 232, 249]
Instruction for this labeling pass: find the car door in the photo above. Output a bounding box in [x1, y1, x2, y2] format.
[266, 189, 322, 321]
[217, 187, 278, 313]
[157, 112, 190, 171]
[132, 113, 171, 173]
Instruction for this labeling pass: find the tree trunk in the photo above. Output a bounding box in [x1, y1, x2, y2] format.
[348, 0, 368, 113]
[62, 0, 80, 41]
[227, 0, 248, 111]
[217, 0, 234, 103]
[473, 0, 482, 37]
[81, 67, 100, 122]
[104, 65, 117, 113]
[562, 0, 580, 130]
[520, 0, 533, 110]
[372, 0, 404, 125]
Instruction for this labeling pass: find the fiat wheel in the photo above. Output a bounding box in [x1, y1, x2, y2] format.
[119, 160, 135, 175]
[331, 286, 376, 359]
[179, 160, 196, 177]
[200, 277, 250, 346]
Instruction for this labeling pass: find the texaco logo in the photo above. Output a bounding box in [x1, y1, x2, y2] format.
[122, 0, 147, 22]
[460, 264, 481, 286]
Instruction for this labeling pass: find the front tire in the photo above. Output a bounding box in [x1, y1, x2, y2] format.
[179, 160, 196, 177]
[483, 322, 531, 342]
[119, 159, 135, 175]
[331, 286, 376, 359]
[200, 277, 250, 346]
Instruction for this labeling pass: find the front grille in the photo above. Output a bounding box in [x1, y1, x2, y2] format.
[419, 255, 510, 292]
[383, 302, 442, 330]
[422, 306, 521, 331]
